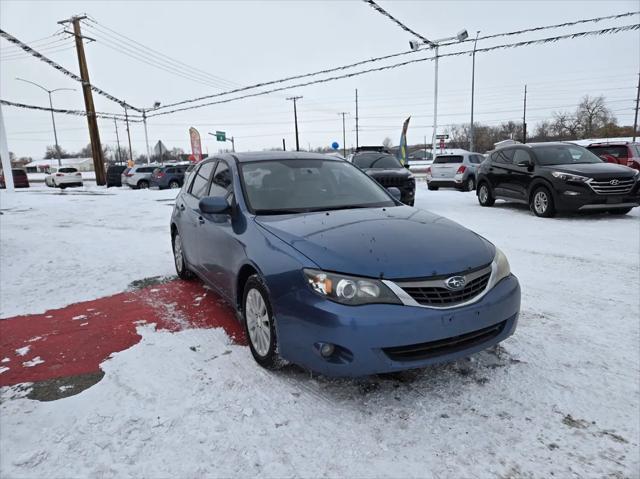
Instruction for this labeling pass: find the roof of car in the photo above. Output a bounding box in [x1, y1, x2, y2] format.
[222, 151, 343, 163]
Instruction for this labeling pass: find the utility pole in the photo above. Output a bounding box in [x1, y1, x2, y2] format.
[633, 72, 640, 142]
[355, 89, 359, 149]
[431, 45, 439, 157]
[469, 31, 480, 152]
[286, 96, 302, 151]
[124, 106, 134, 164]
[142, 111, 151, 164]
[114, 118, 122, 163]
[0, 103, 14, 192]
[522, 84, 528, 144]
[282, 138, 286, 151]
[59, 15, 106, 185]
[339, 112, 349, 158]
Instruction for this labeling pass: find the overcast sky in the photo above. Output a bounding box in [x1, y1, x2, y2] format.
[1, 0, 639, 159]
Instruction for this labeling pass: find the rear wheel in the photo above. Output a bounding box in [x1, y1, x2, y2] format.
[168, 180, 180, 189]
[172, 232, 194, 280]
[477, 183, 495, 207]
[465, 177, 476, 192]
[608, 207, 632, 215]
[243, 275, 280, 369]
[530, 186, 556, 218]
[138, 180, 149, 189]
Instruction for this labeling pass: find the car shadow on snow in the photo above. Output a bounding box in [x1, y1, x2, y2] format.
[487, 200, 638, 221]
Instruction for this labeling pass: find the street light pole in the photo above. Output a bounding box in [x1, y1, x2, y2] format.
[142, 111, 151, 164]
[339, 112, 349, 158]
[431, 45, 439, 157]
[469, 30, 480, 152]
[16, 77, 75, 167]
[287, 96, 303, 151]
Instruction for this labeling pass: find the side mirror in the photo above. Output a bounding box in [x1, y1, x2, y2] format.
[515, 159, 532, 168]
[199, 196, 230, 214]
[387, 187, 402, 201]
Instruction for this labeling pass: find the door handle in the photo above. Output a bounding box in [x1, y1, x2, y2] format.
[198, 216, 205, 225]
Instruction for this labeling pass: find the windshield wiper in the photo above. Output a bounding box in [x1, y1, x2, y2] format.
[303, 205, 377, 212]
[254, 209, 303, 215]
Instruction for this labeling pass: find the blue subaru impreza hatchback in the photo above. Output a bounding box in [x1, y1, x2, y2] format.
[171, 152, 520, 376]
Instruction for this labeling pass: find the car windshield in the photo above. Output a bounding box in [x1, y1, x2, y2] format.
[534, 145, 602, 165]
[240, 159, 395, 214]
[352, 153, 402, 169]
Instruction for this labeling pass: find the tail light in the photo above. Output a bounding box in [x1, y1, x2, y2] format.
[156, 172, 165, 177]
[125, 172, 134, 177]
[456, 165, 467, 174]
[75, 172, 81, 176]
[55, 173, 63, 177]
[426, 166, 431, 175]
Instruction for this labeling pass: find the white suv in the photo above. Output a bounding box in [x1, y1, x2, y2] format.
[44, 167, 83, 188]
[122, 164, 159, 189]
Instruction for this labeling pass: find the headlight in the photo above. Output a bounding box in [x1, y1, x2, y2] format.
[492, 247, 511, 285]
[303, 269, 401, 306]
[551, 171, 590, 182]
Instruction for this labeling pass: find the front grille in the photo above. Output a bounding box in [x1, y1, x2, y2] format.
[588, 178, 635, 195]
[398, 267, 491, 307]
[376, 176, 407, 188]
[382, 320, 507, 361]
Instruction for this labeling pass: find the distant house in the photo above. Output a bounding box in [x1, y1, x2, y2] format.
[24, 158, 95, 173]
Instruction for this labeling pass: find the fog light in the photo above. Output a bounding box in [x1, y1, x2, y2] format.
[319, 343, 335, 357]
[563, 191, 580, 196]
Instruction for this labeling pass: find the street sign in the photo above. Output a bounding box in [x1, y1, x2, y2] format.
[331, 141, 339, 150]
[215, 131, 226, 142]
[154, 140, 167, 157]
[435, 134, 449, 140]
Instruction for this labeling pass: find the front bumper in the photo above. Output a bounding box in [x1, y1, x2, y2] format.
[273, 274, 520, 377]
[551, 181, 640, 211]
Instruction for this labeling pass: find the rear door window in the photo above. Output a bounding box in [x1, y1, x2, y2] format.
[494, 149, 515, 164]
[513, 149, 533, 165]
[209, 161, 233, 197]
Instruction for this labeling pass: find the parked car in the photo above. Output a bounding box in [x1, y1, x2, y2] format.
[0, 168, 30, 188]
[122, 164, 159, 189]
[476, 142, 640, 217]
[171, 151, 520, 377]
[106, 165, 128, 187]
[350, 151, 415, 206]
[44, 167, 83, 188]
[149, 164, 189, 189]
[585, 141, 640, 171]
[426, 151, 485, 192]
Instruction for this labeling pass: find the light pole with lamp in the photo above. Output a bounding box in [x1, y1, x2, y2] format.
[141, 101, 161, 164]
[409, 29, 469, 155]
[469, 30, 480, 152]
[16, 77, 75, 167]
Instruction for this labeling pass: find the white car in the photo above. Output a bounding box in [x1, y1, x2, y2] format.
[44, 167, 83, 188]
[122, 164, 159, 189]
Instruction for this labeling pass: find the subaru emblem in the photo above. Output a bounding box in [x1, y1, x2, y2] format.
[445, 276, 466, 291]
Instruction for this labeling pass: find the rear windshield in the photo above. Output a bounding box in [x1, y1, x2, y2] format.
[58, 167, 78, 173]
[433, 155, 463, 164]
[352, 153, 402, 169]
[587, 145, 629, 160]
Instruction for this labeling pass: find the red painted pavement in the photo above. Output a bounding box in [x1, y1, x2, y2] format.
[0, 280, 246, 387]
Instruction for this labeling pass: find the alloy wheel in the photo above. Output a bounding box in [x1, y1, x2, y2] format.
[173, 234, 184, 272]
[467, 178, 475, 191]
[245, 288, 271, 357]
[479, 185, 488, 203]
[534, 191, 548, 214]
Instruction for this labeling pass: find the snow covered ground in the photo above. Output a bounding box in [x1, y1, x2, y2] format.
[1, 183, 639, 478]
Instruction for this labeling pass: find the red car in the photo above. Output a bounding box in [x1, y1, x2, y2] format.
[586, 141, 640, 172]
[0, 168, 30, 188]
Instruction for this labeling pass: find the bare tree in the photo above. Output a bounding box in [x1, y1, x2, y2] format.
[576, 95, 615, 138]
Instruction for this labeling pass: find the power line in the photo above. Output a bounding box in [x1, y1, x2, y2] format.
[0, 28, 142, 112]
[147, 24, 640, 118]
[0, 99, 143, 121]
[362, 0, 434, 46]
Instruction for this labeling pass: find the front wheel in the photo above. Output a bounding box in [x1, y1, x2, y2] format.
[530, 186, 556, 217]
[608, 208, 632, 215]
[138, 180, 149, 189]
[168, 180, 180, 189]
[243, 275, 280, 369]
[172, 232, 194, 280]
[477, 183, 495, 207]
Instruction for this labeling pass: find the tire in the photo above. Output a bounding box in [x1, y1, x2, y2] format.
[477, 183, 495, 207]
[172, 231, 194, 280]
[427, 184, 439, 191]
[465, 177, 476, 192]
[138, 180, 149, 189]
[242, 275, 280, 369]
[406, 200, 415, 206]
[168, 180, 180, 189]
[530, 186, 556, 218]
[608, 207, 632, 215]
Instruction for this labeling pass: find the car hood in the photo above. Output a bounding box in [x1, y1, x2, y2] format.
[255, 206, 494, 279]
[543, 163, 637, 179]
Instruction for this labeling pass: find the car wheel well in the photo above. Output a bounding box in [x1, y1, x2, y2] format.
[528, 178, 554, 203]
[236, 264, 259, 311]
[170, 223, 178, 239]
